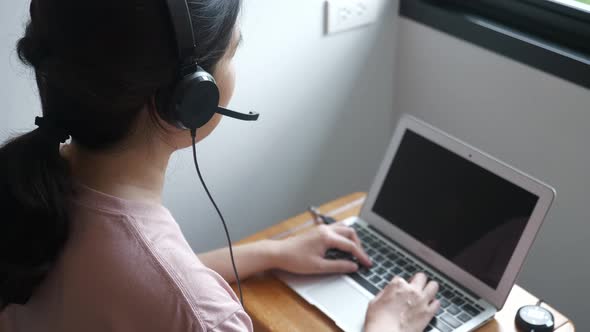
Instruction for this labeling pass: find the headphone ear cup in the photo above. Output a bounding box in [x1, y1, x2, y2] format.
[170, 67, 220, 130]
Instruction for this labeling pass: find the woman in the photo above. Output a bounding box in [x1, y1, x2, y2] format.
[0, 0, 439, 331]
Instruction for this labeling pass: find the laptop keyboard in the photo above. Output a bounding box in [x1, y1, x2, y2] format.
[348, 223, 485, 332]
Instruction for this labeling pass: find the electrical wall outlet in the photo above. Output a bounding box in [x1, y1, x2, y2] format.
[325, 0, 381, 34]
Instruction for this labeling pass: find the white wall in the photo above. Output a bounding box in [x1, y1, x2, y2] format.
[395, 18, 590, 329]
[0, 0, 40, 137]
[0, 0, 398, 251]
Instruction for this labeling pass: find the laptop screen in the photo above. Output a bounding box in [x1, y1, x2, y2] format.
[372, 129, 539, 289]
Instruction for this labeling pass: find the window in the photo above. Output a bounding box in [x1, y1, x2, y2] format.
[400, 0, 590, 89]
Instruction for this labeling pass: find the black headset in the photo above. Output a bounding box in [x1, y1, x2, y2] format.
[162, 0, 249, 306]
[163, 0, 259, 131]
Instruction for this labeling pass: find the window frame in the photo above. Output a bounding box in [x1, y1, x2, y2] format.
[399, 0, 590, 90]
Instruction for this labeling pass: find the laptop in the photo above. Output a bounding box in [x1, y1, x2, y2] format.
[277, 115, 556, 332]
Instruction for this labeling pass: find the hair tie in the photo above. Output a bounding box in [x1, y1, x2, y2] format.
[34, 116, 70, 143]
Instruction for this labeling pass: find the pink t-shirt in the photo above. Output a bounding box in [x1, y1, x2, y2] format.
[0, 185, 253, 332]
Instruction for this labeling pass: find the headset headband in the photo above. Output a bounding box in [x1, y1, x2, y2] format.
[165, 0, 197, 68]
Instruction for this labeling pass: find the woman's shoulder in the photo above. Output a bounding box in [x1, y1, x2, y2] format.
[55, 192, 251, 331]
[126, 212, 249, 330]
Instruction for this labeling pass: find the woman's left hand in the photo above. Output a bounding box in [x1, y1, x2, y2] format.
[273, 223, 372, 275]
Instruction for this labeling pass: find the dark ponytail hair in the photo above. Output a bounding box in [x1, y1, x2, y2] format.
[0, 0, 241, 309]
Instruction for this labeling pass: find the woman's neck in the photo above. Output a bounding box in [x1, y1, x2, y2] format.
[63, 114, 176, 205]
[64, 142, 173, 204]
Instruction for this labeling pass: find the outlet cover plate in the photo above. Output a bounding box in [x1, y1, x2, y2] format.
[325, 0, 381, 34]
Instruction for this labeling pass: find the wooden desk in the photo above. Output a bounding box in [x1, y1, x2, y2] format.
[233, 193, 574, 332]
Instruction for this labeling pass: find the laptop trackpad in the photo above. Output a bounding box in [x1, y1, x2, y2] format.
[304, 277, 370, 332]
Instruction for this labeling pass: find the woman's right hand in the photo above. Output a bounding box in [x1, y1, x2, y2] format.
[364, 272, 440, 332]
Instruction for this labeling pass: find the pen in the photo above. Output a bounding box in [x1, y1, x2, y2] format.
[308, 206, 336, 225]
[269, 197, 365, 240]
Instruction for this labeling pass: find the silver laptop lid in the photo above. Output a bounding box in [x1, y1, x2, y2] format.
[360, 115, 555, 309]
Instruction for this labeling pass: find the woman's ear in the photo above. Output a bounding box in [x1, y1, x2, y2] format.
[143, 95, 174, 136]
[146, 95, 170, 128]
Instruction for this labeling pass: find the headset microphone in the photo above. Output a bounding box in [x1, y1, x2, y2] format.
[217, 107, 259, 121]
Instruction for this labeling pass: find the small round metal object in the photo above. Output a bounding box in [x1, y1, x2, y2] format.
[515, 305, 555, 332]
